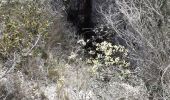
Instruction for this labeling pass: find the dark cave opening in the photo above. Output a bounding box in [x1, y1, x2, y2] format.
[65, 0, 99, 58]
[65, 0, 127, 58]
[66, 0, 95, 40]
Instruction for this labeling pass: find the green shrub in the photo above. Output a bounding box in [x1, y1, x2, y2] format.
[0, 0, 51, 59]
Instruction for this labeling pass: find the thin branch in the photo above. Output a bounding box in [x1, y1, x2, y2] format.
[25, 33, 41, 56]
[0, 52, 16, 79]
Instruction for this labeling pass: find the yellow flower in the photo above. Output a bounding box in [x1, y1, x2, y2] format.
[105, 48, 112, 56]
[113, 45, 119, 51]
[91, 65, 98, 74]
[115, 57, 120, 63]
[125, 62, 130, 67]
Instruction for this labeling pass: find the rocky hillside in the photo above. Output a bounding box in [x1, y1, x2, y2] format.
[0, 0, 170, 100]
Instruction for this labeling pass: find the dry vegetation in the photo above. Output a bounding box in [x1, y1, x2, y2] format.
[0, 0, 170, 100]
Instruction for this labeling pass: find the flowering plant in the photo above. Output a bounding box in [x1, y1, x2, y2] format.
[87, 41, 130, 76]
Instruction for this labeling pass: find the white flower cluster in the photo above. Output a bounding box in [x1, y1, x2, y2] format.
[96, 41, 128, 56]
[87, 41, 130, 74]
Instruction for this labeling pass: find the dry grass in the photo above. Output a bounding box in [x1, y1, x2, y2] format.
[96, 0, 170, 99]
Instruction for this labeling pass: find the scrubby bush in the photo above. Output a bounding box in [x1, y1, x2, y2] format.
[0, 0, 52, 59]
[86, 41, 130, 78]
[96, 0, 170, 99]
[0, 0, 55, 99]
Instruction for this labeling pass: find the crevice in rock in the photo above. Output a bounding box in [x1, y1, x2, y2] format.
[65, 0, 95, 40]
